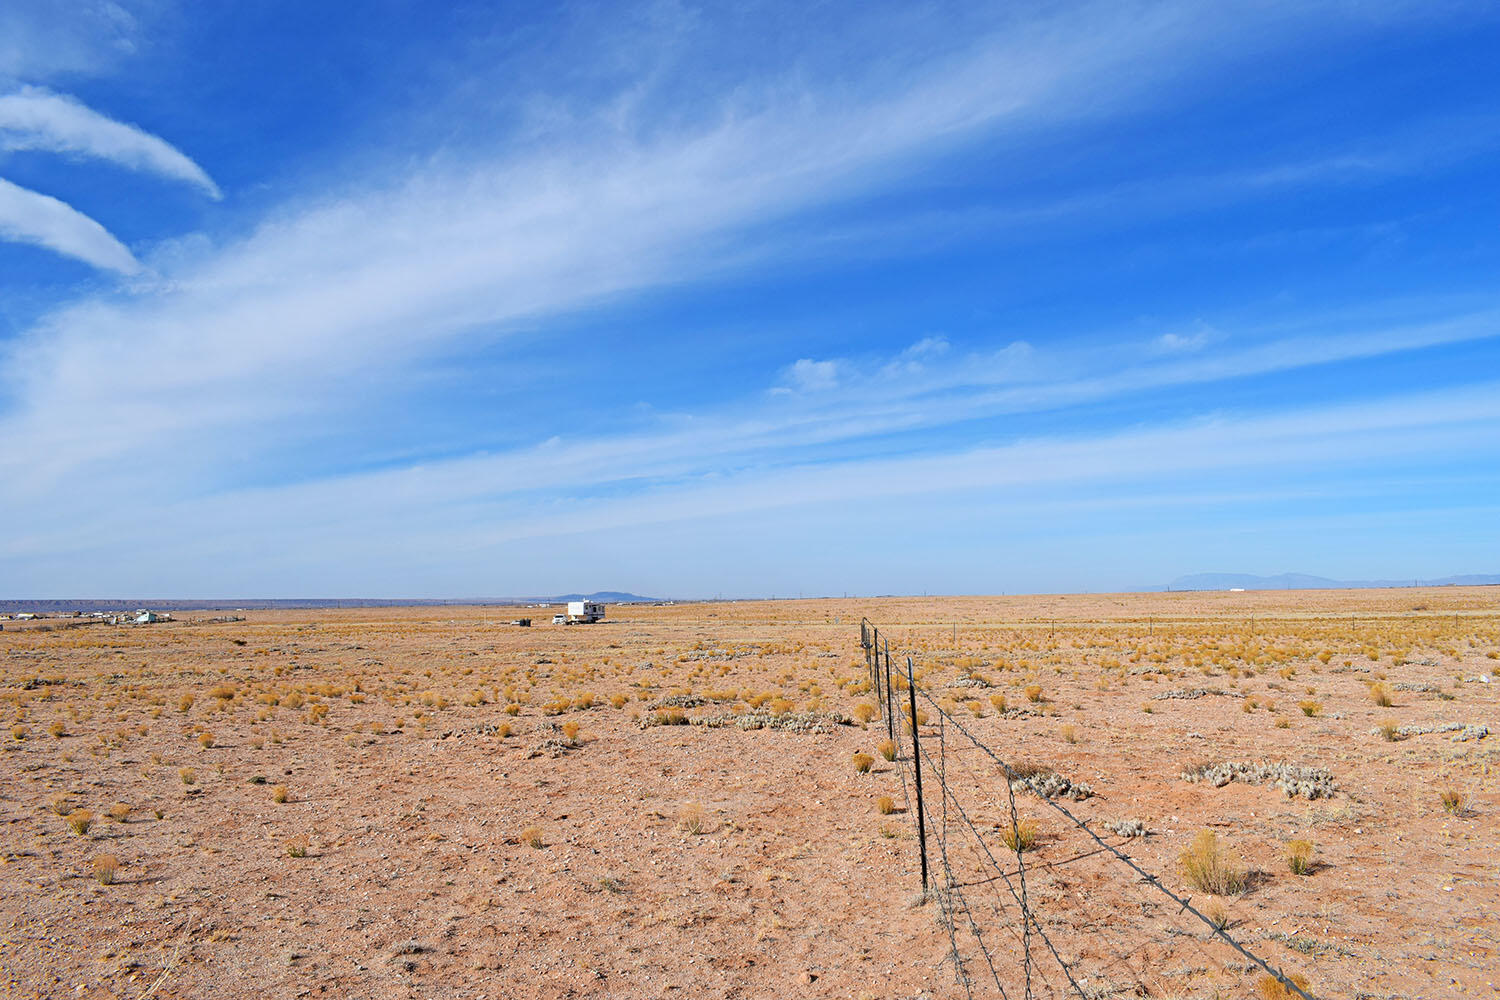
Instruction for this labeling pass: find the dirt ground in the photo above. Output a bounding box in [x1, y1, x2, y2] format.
[1, 589, 1496, 999]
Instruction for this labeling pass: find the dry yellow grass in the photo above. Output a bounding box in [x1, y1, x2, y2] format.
[91, 854, 120, 885]
[1180, 830, 1245, 896]
[1286, 838, 1314, 876]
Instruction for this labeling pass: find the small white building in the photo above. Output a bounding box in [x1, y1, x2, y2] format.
[565, 601, 605, 623]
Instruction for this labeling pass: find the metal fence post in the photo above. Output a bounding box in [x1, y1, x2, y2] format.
[908, 655, 929, 891]
[876, 638, 888, 740]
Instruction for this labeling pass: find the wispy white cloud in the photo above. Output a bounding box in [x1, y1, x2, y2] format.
[0, 86, 221, 198]
[6, 378, 1497, 595]
[0, 176, 140, 273]
[0, 1, 145, 83]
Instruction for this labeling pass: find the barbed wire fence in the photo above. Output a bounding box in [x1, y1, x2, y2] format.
[859, 619, 1318, 1000]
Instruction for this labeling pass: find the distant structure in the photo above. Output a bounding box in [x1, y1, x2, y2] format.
[554, 601, 605, 624]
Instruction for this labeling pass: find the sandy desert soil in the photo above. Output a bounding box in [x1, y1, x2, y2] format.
[2, 589, 1497, 999]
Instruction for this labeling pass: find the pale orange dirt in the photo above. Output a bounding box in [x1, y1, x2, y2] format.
[2, 589, 1497, 999]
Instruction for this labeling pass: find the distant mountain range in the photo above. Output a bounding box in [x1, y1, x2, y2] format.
[1163, 572, 1500, 592]
[0, 592, 662, 614]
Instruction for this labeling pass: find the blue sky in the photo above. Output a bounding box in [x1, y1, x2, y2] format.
[2, 0, 1499, 598]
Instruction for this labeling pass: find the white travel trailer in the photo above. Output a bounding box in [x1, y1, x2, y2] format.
[565, 601, 605, 623]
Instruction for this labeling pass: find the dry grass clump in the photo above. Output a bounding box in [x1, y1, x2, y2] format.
[878, 738, 896, 762]
[1203, 898, 1229, 931]
[1297, 700, 1321, 717]
[1440, 788, 1466, 815]
[877, 795, 895, 815]
[49, 793, 74, 816]
[48, 721, 66, 738]
[678, 802, 707, 835]
[1256, 972, 1311, 999]
[1285, 838, 1314, 875]
[852, 702, 876, 724]
[1179, 830, 1245, 895]
[1059, 724, 1077, 744]
[285, 834, 310, 858]
[1024, 684, 1044, 703]
[1000, 818, 1039, 852]
[197, 731, 215, 748]
[989, 694, 1007, 713]
[107, 803, 131, 823]
[10, 724, 27, 740]
[522, 825, 545, 849]
[91, 854, 121, 885]
[272, 785, 289, 803]
[561, 720, 581, 744]
[66, 809, 94, 835]
[178, 694, 194, 713]
[1375, 718, 1400, 741]
[852, 752, 875, 774]
[179, 767, 196, 785]
[1369, 682, 1394, 707]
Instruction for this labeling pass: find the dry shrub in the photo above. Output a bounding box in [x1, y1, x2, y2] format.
[1369, 682, 1394, 707]
[1440, 789, 1466, 815]
[48, 721, 66, 738]
[852, 703, 876, 724]
[1204, 898, 1229, 931]
[877, 795, 895, 815]
[1024, 684, 1043, 703]
[178, 694, 194, 713]
[179, 767, 196, 785]
[107, 803, 131, 823]
[1376, 718, 1400, 742]
[272, 785, 289, 803]
[852, 752, 875, 774]
[66, 809, 94, 835]
[1059, 724, 1077, 744]
[92, 854, 121, 885]
[1179, 830, 1245, 896]
[10, 724, 27, 741]
[1256, 973, 1311, 1000]
[1297, 700, 1321, 717]
[1286, 838, 1314, 875]
[197, 732, 215, 748]
[989, 694, 1007, 713]
[877, 738, 896, 762]
[1001, 818, 1039, 852]
[561, 720, 581, 744]
[651, 708, 688, 726]
[49, 793, 73, 816]
[522, 825, 545, 849]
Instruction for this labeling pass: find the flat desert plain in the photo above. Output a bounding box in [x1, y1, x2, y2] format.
[2, 589, 1497, 999]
